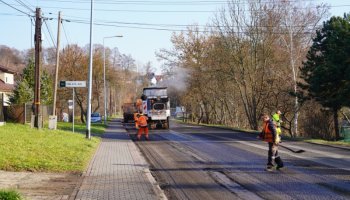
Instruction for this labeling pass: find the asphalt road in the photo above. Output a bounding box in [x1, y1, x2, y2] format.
[125, 120, 350, 200]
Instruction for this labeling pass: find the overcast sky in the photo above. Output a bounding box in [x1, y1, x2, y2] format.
[0, 0, 349, 73]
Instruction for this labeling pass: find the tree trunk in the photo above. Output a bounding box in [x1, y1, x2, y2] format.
[80, 109, 85, 124]
[333, 107, 340, 140]
[288, 20, 299, 138]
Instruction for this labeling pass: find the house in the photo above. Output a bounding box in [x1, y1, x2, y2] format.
[0, 65, 15, 124]
[0, 65, 15, 105]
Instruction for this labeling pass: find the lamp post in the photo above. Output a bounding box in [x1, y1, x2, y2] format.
[103, 35, 123, 124]
[86, 0, 94, 139]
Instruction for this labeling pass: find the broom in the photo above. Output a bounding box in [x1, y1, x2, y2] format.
[279, 144, 305, 153]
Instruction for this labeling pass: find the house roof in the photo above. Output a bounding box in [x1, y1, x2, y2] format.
[0, 65, 16, 74]
[0, 79, 14, 92]
[155, 75, 163, 82]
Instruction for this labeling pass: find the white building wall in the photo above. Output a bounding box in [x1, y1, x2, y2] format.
[0, 72, 4, 82]
[3, 92, 10, 106]
[4, 73, 14, 84]
[0, 72, 14, 106]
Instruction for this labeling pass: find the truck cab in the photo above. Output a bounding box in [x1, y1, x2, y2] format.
[141, 87, 170, 129]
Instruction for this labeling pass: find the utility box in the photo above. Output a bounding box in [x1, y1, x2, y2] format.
[48, 115, 57, 130]
[341, 126, 350, 142]
[31, 114, 43, 129]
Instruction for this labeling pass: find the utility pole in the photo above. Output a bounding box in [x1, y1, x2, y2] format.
[86, 0, 94, 139]
[34, 8, 42, 128]
[109, 86, 112, 117]
[50, 11, 61, 130]
[103, 35, 122, 125]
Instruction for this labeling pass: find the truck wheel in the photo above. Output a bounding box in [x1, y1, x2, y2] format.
[165, 117, 170, 129]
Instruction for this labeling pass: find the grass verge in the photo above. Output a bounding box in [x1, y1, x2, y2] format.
[174, 118, 350, 146]
[57, 121, 105, 135]
[0, 190, 23, 200]
[0, 123, 101, 172]
[304, 139, 350, 147]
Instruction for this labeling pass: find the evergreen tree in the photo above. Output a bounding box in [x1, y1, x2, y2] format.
[10, 59, 53, 105]
[300, 14, 350, 140]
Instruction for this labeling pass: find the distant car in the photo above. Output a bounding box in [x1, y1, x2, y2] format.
[91, 113, 102, 123]
[62, 112, 69, 122]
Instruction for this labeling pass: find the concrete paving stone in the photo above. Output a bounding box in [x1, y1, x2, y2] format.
[73, 119, 160, 200]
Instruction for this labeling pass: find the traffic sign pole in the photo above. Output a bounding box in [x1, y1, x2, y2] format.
[60, 80, 86, 134]
[73, 88, 75, 133]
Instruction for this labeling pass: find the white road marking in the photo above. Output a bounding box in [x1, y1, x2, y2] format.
[210, 171, 263, 200]
[168, 129, 350, 172]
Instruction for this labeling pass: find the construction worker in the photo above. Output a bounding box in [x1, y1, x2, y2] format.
[259, 114, 284, 171]
[272, 110, 282, 135]
[135, 113, 149, 141]
[134, 113, 140, 130]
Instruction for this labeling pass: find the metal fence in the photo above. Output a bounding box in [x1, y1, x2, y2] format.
[340, 126, 350, 141]
[5, 103, 52, 124]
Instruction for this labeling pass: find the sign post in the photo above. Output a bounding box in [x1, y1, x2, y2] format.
[68, 98, 74, 132]
[60, 81, 86, 133]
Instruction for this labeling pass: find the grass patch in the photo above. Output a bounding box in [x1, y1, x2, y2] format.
[304, 139, 350, 147]
[0, 123, 101, 172]
[0, 190, 23, 200]
[175, 119, 350, 147]
[57, 121, 106, 135]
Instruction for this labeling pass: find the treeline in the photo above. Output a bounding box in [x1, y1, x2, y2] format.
[157, 0, 350, 140]
[1, 44, 153, 123]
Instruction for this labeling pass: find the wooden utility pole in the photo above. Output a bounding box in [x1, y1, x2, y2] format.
[52, 11, 61, 118]
[48, 11, 61, 130]
[34, 8, 42, 128]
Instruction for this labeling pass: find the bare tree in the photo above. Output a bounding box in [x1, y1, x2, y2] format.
[275, 0, 328, 137]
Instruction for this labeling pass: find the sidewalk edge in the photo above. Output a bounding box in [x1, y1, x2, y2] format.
[68, 140, 103, 200]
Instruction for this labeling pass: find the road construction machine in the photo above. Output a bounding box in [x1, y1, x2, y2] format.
[140, 87, 170, 129]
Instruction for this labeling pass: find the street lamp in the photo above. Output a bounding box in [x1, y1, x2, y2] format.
[103, 35, 123, 124]
[86, 0, 94, 139]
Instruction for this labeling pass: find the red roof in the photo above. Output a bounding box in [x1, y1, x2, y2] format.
[155, 75, 163, 82]
[0, 65, 16, 74]
[0, 80, 14, 92]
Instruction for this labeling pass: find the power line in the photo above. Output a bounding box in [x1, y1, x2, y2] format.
[67, 18, 317, 34]
[62, 20, 71, 45]
[0, 12, 28, 16]
[36, 0, 227, 5]
[33, 0, 344, 6]
[69, 19, 193, 32]
[21, 0, 34, 8]
[8, 3, 350, 14]
[14, 0, 34, 13]
[43, 19, 57, 48]
[59, 15, 322, 29]
[0, 0, 33, 17]
[64, 15, 209, 27]
[16, 5, 216, 13]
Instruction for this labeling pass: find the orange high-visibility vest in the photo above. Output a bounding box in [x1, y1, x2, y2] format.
[138, 116, 148, 127]
[262, 121, 274, 143]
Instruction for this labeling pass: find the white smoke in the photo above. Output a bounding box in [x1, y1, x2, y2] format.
[158, 66, 190, 92]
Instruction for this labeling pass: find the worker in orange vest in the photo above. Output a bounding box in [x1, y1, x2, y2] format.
[134, 113, 139, 129]
[135, 113, 149, 141]
[259, 113, 284, 171]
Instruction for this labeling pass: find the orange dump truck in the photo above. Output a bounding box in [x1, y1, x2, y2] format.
[122, 103, 137, 123]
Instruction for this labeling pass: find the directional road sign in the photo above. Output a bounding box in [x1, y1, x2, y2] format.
[60, 81, 86, 88]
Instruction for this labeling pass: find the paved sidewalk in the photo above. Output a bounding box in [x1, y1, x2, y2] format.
[72, 119, 164, 200]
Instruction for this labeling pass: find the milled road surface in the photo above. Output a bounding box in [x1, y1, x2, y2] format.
[126, 120, 350, 200]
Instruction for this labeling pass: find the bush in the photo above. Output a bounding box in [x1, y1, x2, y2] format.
[302, 108, 335, 140]
[0, 190, 23, 200]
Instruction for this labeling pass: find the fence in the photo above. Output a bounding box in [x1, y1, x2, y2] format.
[5, 103, 52, 124]
[340, 126, 350, 142]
